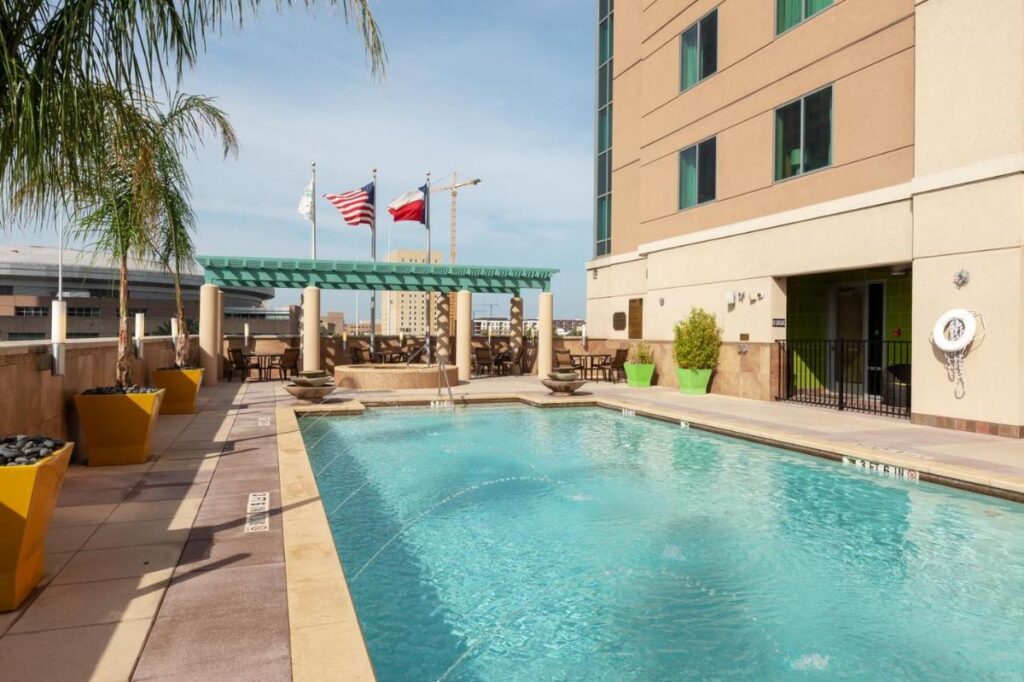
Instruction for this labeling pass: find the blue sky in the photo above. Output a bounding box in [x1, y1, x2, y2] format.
[179, 0, 595, 321]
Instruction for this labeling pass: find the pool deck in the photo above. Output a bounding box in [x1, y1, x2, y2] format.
[0, 375, 1021, 681]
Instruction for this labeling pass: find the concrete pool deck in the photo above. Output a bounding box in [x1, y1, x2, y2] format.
[0, 375, 1021, 680]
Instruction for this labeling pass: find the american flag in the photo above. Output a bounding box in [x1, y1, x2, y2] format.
[324, 182, 375, 227]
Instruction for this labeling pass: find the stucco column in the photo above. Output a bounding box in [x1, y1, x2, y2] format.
[456, 290, 472, 381]
[509, 295, 523, 375]
[538, 292, 553, 377]
[302, 286, 321, 372]
[215, 289, 224, 380]
[436, 294, 451, 364]
[199, 284, 220, 386]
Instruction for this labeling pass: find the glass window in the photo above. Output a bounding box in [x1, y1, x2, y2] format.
[598, 107, 612, 152]
[777, 0, 833, 34]
[679, 137, 716, 209]
[774, 86, 832, 181]
[681, 10, 718, 91]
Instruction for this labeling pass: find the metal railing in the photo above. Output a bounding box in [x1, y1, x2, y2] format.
[776, 340, 911, 418]
[437, 359, 455, 412]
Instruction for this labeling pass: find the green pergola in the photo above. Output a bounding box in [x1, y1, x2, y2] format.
[196, 256, 558, 294]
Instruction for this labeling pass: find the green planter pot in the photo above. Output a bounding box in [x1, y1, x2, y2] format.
[624, 363, 655, 387]
[677, 368, 713, 395]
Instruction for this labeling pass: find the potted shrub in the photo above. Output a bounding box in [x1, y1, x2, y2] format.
[74, 90, 234, 464]
[150, 94, 237, 414]
[0, 437, 74, 611]
[623, 341, 656, 387]
[674, 307, 722, 395]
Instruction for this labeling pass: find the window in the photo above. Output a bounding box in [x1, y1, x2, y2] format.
[595, 0, 614, 257]
[68, 332, 100, 339]
[679, 137, 717, 209]
[681, 9, 718, 91]
[15, 306, 48, 317]
[68, 307, 100, 317]
[775, 86, 832, 181]
[8, 332, 46, 341]
[777, 0, 832, 35]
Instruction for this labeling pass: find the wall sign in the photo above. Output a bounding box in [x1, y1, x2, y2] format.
[612, 312, 626, 331]
[842, 456, 919, 481]
[772, 318, 786, 328]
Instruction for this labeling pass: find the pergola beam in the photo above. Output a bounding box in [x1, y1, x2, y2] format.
[196, 256, 557, 294]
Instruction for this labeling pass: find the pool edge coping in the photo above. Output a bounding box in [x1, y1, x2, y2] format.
[276, 404, 377, 682]
[277, 391, 1024, 677]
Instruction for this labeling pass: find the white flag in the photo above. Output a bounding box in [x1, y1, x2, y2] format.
[297, 177, 314, 222]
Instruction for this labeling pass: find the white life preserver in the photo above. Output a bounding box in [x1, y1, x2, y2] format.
[932, 309, 976, 353]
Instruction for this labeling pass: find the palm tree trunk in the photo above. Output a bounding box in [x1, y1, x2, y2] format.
[172, 265, 189, 367]
[116, 253, 132, 387]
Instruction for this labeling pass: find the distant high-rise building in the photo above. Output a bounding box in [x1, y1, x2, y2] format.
[381, 249, 441, 336]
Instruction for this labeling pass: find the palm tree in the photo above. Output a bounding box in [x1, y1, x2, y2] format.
[77, 89, 237, 387]
[151, 94, 238, 369]
[1, 1, 384, 222]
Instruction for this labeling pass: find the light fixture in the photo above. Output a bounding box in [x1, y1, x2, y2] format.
[50, 300, 66, 376]
[135, 312, 145, 359]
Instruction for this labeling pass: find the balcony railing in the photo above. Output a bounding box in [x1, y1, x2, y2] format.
[776, 340, 911, 418]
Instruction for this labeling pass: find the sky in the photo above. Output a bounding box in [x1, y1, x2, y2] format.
[177, 0, 595, 322]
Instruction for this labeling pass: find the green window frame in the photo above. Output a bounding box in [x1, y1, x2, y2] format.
[680, 9, 718, 91]
[774, 86, 832, 181]
[679, 137, 716, 209]
[595, 0, 614, 257]
[777, 0, 833, 35]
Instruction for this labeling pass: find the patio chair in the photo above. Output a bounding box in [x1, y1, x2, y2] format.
[227, 348, 258, 382]
[499, 346, 525, 376]
[474, 347, 496, 376]
[272, 347, 300, 380]
[554, 348, 583, 373]
[602, 348, 629, 383]
[348, 347, 366, 365]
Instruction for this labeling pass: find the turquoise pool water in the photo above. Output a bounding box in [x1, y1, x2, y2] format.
[302, 405, 1024, 681]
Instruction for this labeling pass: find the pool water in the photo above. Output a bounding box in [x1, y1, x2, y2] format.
[302, 406, 1024, 681]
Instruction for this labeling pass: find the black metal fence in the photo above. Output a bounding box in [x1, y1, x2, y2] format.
[776, 340, 912, 418]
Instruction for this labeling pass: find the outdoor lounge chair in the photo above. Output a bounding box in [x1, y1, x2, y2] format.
[474, 347, 497, 376]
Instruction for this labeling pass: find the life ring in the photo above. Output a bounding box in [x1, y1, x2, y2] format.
[932, 309, 976, 353]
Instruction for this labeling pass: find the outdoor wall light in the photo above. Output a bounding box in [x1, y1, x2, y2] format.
[725, 290, 736, 306]
[659, 297, 665, 307]
[134, 312, 145, 359]
[50, 300, 66, 376]
[954, 269, 970, 288]
[591, 270, 598, 280]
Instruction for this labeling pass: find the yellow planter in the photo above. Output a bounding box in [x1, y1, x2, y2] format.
[74, 390, 164, 466]
[151, 368, 204, 415]
[0, 443, 73, 612]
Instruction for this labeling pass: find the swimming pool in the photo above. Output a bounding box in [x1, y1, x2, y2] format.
[302, 405, 1024, 681]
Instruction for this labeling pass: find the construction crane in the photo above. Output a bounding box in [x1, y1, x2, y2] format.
[431, 173, 481, 334]
[430, 172, 482, 266]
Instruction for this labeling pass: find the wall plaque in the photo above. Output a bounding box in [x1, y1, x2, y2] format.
[612, 312, 627, 331]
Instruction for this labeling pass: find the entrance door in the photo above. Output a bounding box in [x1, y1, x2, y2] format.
[831, 282, 885, 396]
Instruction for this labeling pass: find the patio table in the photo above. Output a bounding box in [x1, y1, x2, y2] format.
[574, 353, 612, 381]
[245, 352, 283, 381]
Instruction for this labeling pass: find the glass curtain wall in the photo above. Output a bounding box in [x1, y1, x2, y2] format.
[595, 0, 613, 256]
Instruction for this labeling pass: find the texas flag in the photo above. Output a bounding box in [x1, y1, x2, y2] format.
[387, 184, 429, 225]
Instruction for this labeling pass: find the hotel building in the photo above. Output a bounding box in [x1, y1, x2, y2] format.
[587, 0, 1024, 436]
[381, 249, 441, 336]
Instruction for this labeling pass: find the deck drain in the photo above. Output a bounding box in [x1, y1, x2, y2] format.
[245, 491, 270, 533]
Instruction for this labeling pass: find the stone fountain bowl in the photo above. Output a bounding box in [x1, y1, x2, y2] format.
[548, 371, 579, 381]
[299, 370, 329, 379]
[290, 375, 331, 387]
[284, 383, 336, 402]
[541, 379, 587, 396]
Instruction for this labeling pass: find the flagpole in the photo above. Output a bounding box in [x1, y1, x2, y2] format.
[425, 172, 432, 364]
[370, 168, 378, 353]
[311, 162, 317, 260]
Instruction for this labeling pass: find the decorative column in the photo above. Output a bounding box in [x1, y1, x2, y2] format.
[216, 289, 225, 380]
[436, 294, 451, 364]
[509, 295, 524, 375]
[199, 284, 220, 386]
[456, 290, 472, 381]
[538, 291, 553, 377]
[302, 286, 321, 372]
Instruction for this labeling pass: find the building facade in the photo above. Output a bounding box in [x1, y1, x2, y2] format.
[0, 245, 285, 340]
[588, 0, 1024, 436]
[381, 249, 442, 335]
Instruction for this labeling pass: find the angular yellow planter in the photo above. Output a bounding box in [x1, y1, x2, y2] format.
[151, 368, 204, 415]
[74, 390, 164, 466]
[0, 443, 73, 611]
